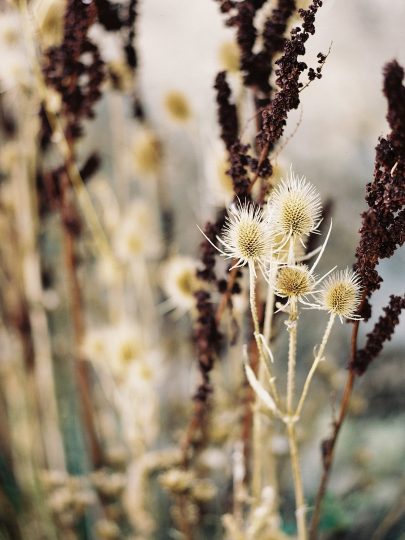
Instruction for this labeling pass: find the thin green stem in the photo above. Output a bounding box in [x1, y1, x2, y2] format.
[295, 313, 335, 418]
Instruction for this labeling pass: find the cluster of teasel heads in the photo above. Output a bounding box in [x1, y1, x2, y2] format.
[205, 168, 361, 325]
[1, 0, 404, 537]
[199, 168, 363, 538]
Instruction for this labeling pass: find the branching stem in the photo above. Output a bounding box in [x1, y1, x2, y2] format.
[295, 313, 335, 418]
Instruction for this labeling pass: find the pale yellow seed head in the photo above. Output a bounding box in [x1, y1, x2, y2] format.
[159, 468, 195, 494]
[164, 91, 191, 123]
[275, 265, 313, 297]
[321, 269, 361, 319]
[162, 256, 202, 312]
[222, 203, 275, 265]
[32, 0, 66, 48]
[268, 170, 322, 240]
[218, 40, 240, 73]
[133, 131, 162, 175]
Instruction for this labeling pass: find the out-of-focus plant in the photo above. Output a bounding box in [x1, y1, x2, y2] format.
[0, 0, 404, 539]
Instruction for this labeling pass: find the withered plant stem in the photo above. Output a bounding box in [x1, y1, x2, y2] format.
[308, 306, 362, 539]
[287, 421, 307, 540]
[60, 171, 103, 469]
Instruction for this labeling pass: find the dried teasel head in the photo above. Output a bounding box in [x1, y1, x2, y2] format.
[218, 40, 240, 73]
[211, 201, 276, 271]
[275, 264, 314, 298]
[161, 256, 203, 313]
[163, 90, 191, 123]
[318, 268, 362, 321]
[267, 168, 322, 243]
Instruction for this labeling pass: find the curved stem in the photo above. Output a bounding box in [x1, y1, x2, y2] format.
[295, 314, 335, 418]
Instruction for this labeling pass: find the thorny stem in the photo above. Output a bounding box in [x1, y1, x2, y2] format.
[287, 421, 307, 540]
[309, 303, 364, 540]
[215, 266, 239, 324]
[285, 297, 307, 539]
[287, 298, 298, 414]
[295, 313, 335, 418]
[263, 265, 277, 345]
[248, 262, 279, 404]
[248, 143, 270, 195]
[260, 265, 280, 516]
[249, 262, 264, 502]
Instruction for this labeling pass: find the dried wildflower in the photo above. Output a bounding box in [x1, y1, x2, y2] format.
[0, 12, 20, 47]
[191, 479, 217, 502]
[114, 199, 162, 262]
[207, 153, 234, 205]
[42, 0, 104, 141]
[159, 468, 194, 494]
[132, 130, 162, 175]
[48, 486, 72, 513]
[94, 0, 123, 32]
[163, 90, 191, 123]
[32, 0, 66, 48]
[352, 294, 405, 375]
[82, 328, 108, 362]
[109, 323, 143, 375]
[207, 201, 275, 271]
[275, 264, 314, 298]
[318, 269, 362, 321]
[162, 256, 203, 313]
[214, 72, 239, 151]
[91, 470, 126, 497]
[228, 141, 255, 197]
[83, 322, 144, 378]
[267, 169, 322, 244]
[258, 0, 324, 150]
[0, 14, 31, 91]
[95, 519, 121, 540]
[218, 40, 240, 73]
[354, 61, 405, 319]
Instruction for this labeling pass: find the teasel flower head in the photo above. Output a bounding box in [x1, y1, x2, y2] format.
[32, 0, 66, 48]
[317, 268, 362, 322]
[267, 169, 322, 247]
[132, 130, 162, 176]
[159, 468, 195, 494]
[218, 40, 240, 73]
[114, 199, 162, 262]
[275, 264, 315, 299]
[109, 323, 144, 377]
[161, 256, 203, 314]
[202, 201, 276, 273]
[163, 90, 192, 123]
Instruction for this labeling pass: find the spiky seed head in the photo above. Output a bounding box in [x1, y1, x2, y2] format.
[320, 269, 362, 319]
[267, 169, 322, 240]
[275, 265, 314, 297]
[221, 202, 275, 266]
[162, 256, 202, 312]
